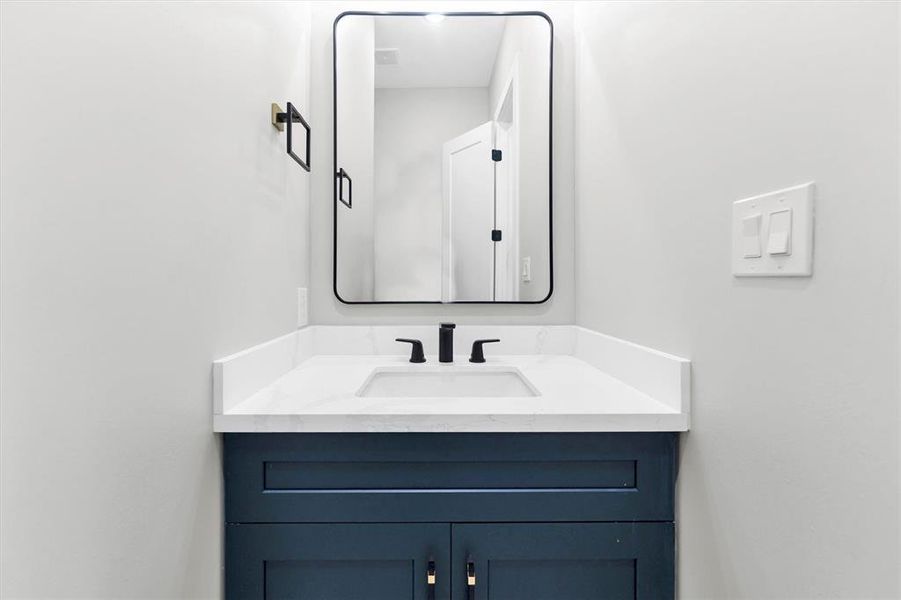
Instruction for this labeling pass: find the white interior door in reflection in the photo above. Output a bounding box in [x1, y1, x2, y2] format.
[493, 66, 519, 302]
[442, 122, 495, 302]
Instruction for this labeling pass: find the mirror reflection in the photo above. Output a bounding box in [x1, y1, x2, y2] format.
[335, 12, 552, 303]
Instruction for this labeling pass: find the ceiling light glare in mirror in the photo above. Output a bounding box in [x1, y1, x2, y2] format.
[424, 13, 445, 24]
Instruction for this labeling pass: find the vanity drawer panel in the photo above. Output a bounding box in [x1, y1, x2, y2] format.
[263, 459, 636, 490]
[224, 433, 676, 524]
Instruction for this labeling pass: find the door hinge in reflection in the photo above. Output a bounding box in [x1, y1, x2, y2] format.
[491, 149, 502, 162]
[491, 229, 502, 242]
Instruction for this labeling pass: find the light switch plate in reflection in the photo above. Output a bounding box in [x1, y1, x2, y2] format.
[297, 287, 308, 328]
[732, 182, 814, 277]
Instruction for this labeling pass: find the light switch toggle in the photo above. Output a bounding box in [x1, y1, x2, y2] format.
[741, 213, 762, 258]
[767, 208, 792, 255]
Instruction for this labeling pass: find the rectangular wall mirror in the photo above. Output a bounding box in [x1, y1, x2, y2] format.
[333, 11, 553, 304]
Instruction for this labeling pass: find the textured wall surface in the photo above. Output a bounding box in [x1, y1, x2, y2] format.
[573, 2, 900, 597]
[0, 2, 311, 597]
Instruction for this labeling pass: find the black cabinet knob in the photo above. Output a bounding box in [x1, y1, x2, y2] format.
[396, 338, 426, 363]
[469, 339, 500, 363]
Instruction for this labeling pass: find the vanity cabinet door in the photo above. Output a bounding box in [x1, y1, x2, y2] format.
[227, 523, 450, 600]
[450, 523, 674, 600]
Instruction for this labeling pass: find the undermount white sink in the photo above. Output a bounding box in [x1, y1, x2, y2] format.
[357, 366, 540, 398]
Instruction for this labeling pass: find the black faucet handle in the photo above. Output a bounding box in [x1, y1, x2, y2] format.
[469, 339, 500, 363]
[396, 338, 426, 363]
[440, 322, 456, 329]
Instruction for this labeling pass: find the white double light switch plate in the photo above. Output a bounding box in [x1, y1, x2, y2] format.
[732, 182, 814, 277]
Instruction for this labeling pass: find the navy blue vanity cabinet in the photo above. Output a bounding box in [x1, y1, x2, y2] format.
[451, 523, 674, 599]
[226, 524, 449, 599]
[224, 433, 677, 599]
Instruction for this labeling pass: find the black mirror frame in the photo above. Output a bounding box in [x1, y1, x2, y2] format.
[332, 10, 553, 305]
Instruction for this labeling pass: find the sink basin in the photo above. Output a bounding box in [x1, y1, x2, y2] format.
[357, 367, 540, 398]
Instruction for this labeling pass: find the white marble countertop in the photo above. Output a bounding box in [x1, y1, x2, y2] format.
[213, 326, 690, 433]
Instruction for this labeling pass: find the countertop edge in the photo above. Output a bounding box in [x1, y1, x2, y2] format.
[213, 413, 690, 433]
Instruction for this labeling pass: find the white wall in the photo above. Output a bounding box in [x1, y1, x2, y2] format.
[310, 0, 574, 323]
[573, 2, 900, 598]
[335, 16, 375, 301]
[0, 2, 311, 598]
[373, 87, 489, 301]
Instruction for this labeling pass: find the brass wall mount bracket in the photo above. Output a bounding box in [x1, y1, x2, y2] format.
[271, 103, 286, 132]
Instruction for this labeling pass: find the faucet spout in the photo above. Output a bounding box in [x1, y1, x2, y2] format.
[439, 323, 456, 363]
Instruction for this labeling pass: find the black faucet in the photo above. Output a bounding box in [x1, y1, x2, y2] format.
[439, 323, 455, 363]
